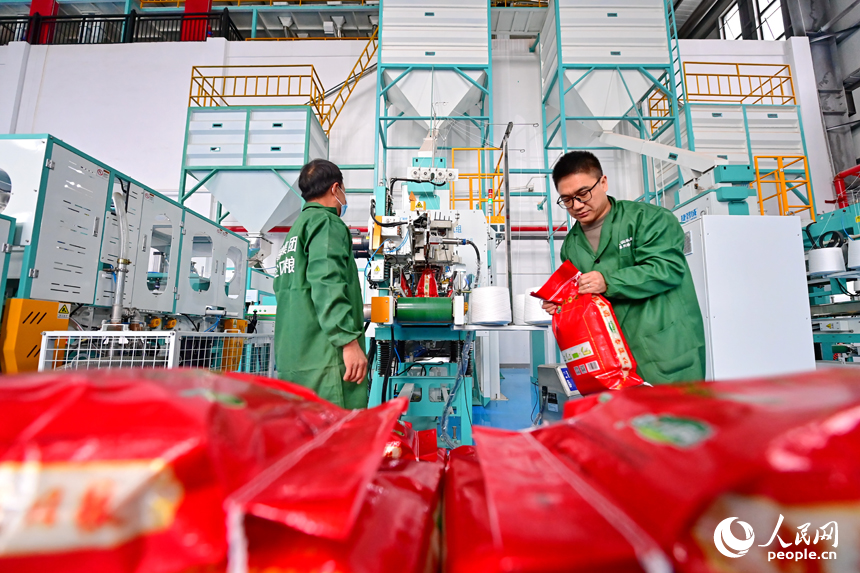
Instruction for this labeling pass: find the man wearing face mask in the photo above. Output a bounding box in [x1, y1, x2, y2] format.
[541, 151, 706, 383]
[273, 159, 368, 407]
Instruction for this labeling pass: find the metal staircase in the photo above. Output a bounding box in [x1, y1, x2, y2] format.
[320, 28, 378, 136]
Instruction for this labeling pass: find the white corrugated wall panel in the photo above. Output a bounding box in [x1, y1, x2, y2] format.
[540, 0, 558, 96]
[381, 0, 489, 65]
[557, 0, 669, 66]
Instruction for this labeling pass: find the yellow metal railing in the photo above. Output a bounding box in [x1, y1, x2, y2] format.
[754, 155, 815, 221]
[647, 79, 673, 134]
[320, 28, 377, 135]
[246, 36, 373, 41]
[189, 65, 328, 121]
[491, 0, 547, 5]
[682, 61, 796, 105]
[450, 147, 506, 223]
[189, 30, 375, 135]
[647, 61, 797, 133]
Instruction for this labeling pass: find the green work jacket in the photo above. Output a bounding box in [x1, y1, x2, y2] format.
[273, 202, 367, 408]
[560, 197, 706, 384]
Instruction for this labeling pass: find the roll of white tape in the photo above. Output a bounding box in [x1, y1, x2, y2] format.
[524, 286, 552, 326]
[808, 247, 845, 276]
[470, 286, 512, 325]
[513, 294, 526, 325]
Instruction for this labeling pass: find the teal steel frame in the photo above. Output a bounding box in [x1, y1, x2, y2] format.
[540, 0, 686, 215]
[365, 1, 500, 446]
[372, 0, 495, 200]
[649, 102, 817, 210]
[0, 212, 15, 321]
[368, 325, 474, 445]
[178, 105, 319, 222]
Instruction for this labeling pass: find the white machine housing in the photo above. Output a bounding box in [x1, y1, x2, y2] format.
[0, 136, 248, 317]
[679, 214, 814, 379]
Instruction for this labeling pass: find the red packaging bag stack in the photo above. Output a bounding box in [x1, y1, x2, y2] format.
[444, 370, 860, 573]
[226, 395, 445, 573]
[0, 369, 354, 573]
[532, 260, 645, 394]
[0, 369, 444, 573]
[241, 456, 445, 573]
[384, 420, 441, 462]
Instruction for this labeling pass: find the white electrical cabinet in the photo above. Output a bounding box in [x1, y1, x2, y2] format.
[130, 191, 185, 313]
[28, 144, 111, 304]
[177, 212, 222, 314]
[221, 229, 248, 316]
[0, 135, 248, 317]
[176, 212, 247, 316]
[679, 214, 814, 380]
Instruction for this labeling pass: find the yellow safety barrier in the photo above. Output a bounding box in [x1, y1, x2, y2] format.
[188, 29, 376, 136]
[754, 155, 815, 221]
[648, 61, 797, 133]
[246, 36, 373, 41]
[189, 64, 327, 121]
[682, 61, 796, 105]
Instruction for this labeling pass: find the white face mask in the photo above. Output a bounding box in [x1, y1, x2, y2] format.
[335, 185, 348, 218]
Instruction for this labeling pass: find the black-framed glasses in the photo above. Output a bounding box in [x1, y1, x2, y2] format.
[556, 178, 600, 208]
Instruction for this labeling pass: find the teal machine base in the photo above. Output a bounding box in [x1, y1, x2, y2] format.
[369, 324, 474, 446]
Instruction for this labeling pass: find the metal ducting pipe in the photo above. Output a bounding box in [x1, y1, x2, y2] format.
[110, 191, 130, 325]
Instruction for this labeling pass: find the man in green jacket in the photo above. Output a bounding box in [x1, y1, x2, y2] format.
[273, 159, 368, 408]
[542, 151, 706, 383]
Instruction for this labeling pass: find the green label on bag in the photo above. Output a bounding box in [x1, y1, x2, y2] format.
[630, 414, 712, 448]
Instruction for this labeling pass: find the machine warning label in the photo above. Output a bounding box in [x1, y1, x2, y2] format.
[57, 303, 70, 319]
[96, 168, 110, 180]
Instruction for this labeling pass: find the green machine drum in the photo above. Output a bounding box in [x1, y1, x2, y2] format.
[395, 297, 454, 323]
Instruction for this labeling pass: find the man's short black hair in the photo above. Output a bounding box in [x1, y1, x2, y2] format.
[552, 151, 603, 188]
[298, 159, 343, 201]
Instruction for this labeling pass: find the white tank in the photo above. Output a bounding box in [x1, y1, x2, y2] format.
[380, 0, 489, 131]
[540, 0, 671, 136]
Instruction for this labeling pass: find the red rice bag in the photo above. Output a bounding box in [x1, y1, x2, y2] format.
[384, 420, 440, 462]
[0, 369, 404, 573]
[447, 370, 860, 573]
[242, 456, 444, 573]
[532, 260, 644, 394]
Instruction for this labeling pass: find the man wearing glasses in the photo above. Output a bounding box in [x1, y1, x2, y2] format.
[541, 151, 706, 384]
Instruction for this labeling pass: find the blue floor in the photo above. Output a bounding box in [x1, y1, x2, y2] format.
[472, 368, 537, 431]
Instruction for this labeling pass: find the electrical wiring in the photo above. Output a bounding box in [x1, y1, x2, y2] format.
[395, 363, 429, 377]
[835, 279, 858, 297]
[363, 244, 385, 281]
[440, 331, 475, 448]
[204, 320, 219, 332]
[181, 313, 201, 331]
[841, 213, 856, 241]
[386, 230, 411, 254]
